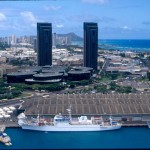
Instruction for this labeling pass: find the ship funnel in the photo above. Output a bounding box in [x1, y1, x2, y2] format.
[109, 116, 112, 120]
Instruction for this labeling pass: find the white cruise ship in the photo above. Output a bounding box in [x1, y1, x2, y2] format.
[18, 108, 122, 132]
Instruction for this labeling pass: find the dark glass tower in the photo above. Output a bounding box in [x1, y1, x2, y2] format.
[84, 22, 98, 70]
[37, 23, 52, 66]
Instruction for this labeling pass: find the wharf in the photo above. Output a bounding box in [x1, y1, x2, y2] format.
[0, 122, 19, 128]
[122, 121, 147, 127]
[122, 124, 147, 127]
[0, 115, 19, 128]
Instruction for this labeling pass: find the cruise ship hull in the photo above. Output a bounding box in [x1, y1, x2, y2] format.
[20, 123, 121, 132]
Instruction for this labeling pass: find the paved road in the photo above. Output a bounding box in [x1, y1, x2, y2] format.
[0, 92, 33, 108]
[0, 99, 23, 108]
[99, 59, 110, 74]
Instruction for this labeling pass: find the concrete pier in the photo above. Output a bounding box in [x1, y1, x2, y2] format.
[0, 122, 19, 128]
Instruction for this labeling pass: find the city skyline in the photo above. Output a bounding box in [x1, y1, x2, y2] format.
[0, 0, 150, 39]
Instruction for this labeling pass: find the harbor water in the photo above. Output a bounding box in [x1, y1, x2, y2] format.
[1, 127, 150, 149]
[72, 39, 150, 52]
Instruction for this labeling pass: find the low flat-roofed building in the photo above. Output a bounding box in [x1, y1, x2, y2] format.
[7, 66, 93, 83]
[105, 55, 122, 61]
[7, 71, 35, 83]
[68, 70, 91, 81]
[67, 67, 93, 81]
[125, 51, 137, 57]
[25, 72, 63, 84]
[98, 57, 105, 63]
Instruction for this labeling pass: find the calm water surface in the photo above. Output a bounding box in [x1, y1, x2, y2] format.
[0, 127, 150, 149]
[72, 39, 150, 52]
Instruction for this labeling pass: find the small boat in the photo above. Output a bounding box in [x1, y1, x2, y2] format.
[0, 132, 12, 146]
[5, 142, 12, 146]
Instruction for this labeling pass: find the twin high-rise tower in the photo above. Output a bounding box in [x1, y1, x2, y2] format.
[37, 23, 52, 66]
[37, 22, 98, 70]
[84, 22, 98, 70]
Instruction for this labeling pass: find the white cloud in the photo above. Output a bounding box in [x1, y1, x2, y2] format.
[0, 13, 6, 21]
[20, 11, 38, 27]
[44, 5, 62, 11]
[56, 24, 64, 28]
[122, 26, 131, 30]
[82, 0, 108, 5]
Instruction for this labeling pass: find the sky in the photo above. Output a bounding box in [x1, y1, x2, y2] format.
[0, 0, 150, 39]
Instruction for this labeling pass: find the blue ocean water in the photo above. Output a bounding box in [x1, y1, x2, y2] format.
[72, 39, 150, 52]
[1, 127, 150, 149]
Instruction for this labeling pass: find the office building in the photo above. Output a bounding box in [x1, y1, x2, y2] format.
[33, 38, 37, 52]
[37, 23, 52, 66]
[52, 33, 56, 48]
[83, 22, 98, 70]
[7, 35, 16, 45]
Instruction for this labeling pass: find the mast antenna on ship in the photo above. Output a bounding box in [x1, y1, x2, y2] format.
[37, 98, 40, 125]
[66, 105, 72, 122]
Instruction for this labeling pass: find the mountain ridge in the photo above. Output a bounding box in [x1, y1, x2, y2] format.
[56, 32, 83, 41]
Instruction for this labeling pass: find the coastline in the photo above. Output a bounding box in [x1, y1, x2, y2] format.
[72, 39, 150, 52]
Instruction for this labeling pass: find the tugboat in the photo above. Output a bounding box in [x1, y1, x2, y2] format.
[18, 106, 122, 132]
